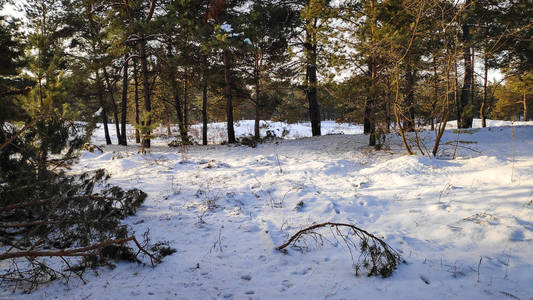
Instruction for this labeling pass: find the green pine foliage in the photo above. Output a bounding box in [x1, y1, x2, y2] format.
[0, 2, 171, 290]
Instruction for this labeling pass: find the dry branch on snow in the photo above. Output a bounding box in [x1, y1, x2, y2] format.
[278, 222, 402, 278]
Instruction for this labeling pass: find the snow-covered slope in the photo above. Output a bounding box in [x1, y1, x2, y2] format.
[7, 120, 533, 299]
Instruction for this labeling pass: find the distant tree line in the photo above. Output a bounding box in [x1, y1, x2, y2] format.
[1, 0, 532, 149]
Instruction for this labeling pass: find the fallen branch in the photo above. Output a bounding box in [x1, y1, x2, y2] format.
[0, 235, 160, 264]
[0, 237, 134, 260]
[277, 222, 402, 277]
[0, 195, 118, 213]
[278, 222, 386, 251]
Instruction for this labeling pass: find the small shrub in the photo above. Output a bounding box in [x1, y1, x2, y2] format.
[239, 135, 259, 148]
[168, 138, 195, 147]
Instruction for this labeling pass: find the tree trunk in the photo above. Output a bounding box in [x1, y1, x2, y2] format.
[481, 56, 488, 128]
[139, 37, 151, 149]
[133, 58, 140, 143]
[385, 75, 392, 133]
[254, 67, 261, 139]
[254, 103, 260, 139]
[523, 87, 528, 121]
[183, 70, 189, 130]
[454, 59, 459, 126]
[103, 68, 122, 145]
[166, 111, 172, 136]
[431, 58, 438, 131]
[403, 64, 416, 132]
[96, 70, 112, 145]
[368, 0, 377, 146]
[304, 29, 321, 137]
[202, 81, 208, 145]
[432, 56, 452, 156]
[470, 48, 475, 116]
[459, 0, 473, 129]
[369, 61, 376, 147]
[394, 64, 412, 155]
[167, 41, 188, 142]
[363, 99, 371, 134]
[223, 49, 236, 144]
[120, 54, 128, 146]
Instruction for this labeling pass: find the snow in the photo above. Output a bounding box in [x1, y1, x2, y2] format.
[93, 107, 103, 117]
[5, 119, 533, 299]
[220, 22, 233, 33]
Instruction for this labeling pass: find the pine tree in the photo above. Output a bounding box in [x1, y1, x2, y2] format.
[206, 0, 247, 144]
[299, 0, 335, 137]
[243, 0, 298, 139]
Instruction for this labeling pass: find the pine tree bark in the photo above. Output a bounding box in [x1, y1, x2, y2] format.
[369, 58, 376, 146]
[183, 70, 189, 130]
[404, 64, 416, 132]
[138, 37, 151, 149]
[103, 68, 122, 144]
[166, 111, 172, 136]
[202, 81, 208, 145]
[133, 58, 140, 143]
[481, 56, 488, 128]
[120, 54, 128, 146]
[223, 49, 236, 144]
[166, 42, 188, 143]
[96, 70, 112, 145]
[304, 29, 321, 137]
[431, 59, 438, 131]
[459, 0, 473, 129]
[254, 67, 261, 139]
[385, 75, 392, 133]
[364, 99, 371, 134]
[523, 87, 528, 121]
[201, 54, 208, 145]
[454, 59, 460, 126]
[367, 0, 377, 146]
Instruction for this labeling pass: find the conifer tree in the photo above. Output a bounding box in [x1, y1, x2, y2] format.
[243, 0, 298, 139]
[299, 0, 335, 137]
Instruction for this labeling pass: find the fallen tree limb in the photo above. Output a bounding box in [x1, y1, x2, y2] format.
[0, 237, 135, 260]
[0, 235, 160, 264]
[277, 222, 402, 277]
[0, 195, 118, 213]
[278, 222, 390, 251]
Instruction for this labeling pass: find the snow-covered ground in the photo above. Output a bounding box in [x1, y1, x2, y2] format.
[7, 119, 533, 299]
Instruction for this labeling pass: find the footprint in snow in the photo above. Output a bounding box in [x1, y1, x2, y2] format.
[291, 268, 310, 275]
[510, 229, 525, 242]
[420, 275, 431, 285]
[241, 274, 252, 281]
[281, 279, 294, 290]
